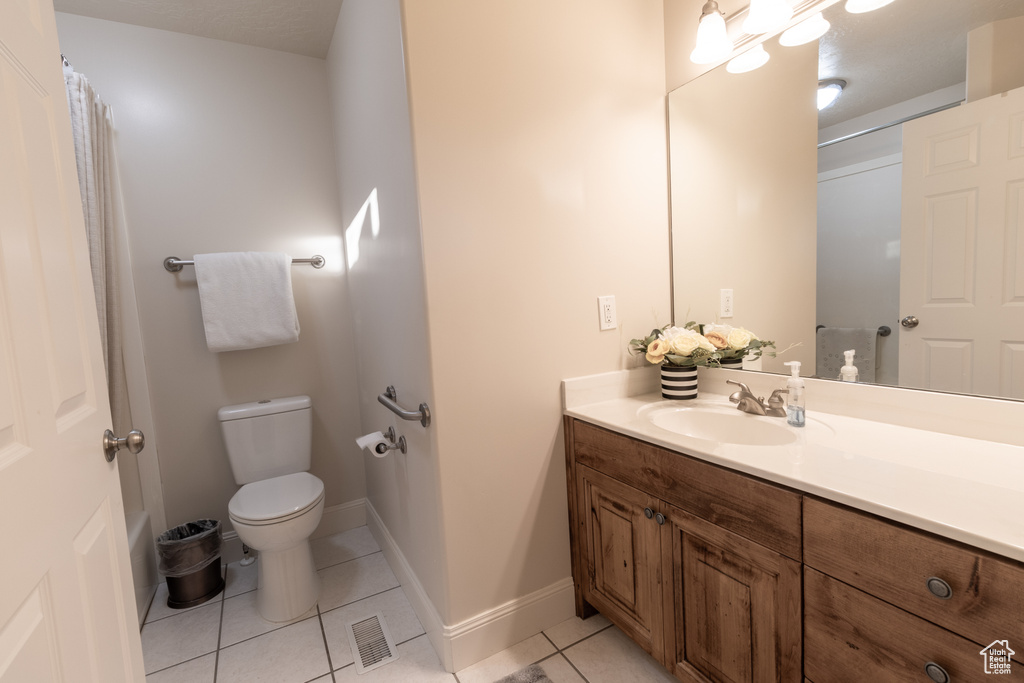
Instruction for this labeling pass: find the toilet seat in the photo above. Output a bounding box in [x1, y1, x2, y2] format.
[229, 472, 325, 526]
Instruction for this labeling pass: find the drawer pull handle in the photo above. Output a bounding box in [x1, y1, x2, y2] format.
[655, 513, 666, 525]
[924, 661, 949, 683]
[644, 507, 654, 519]
[926, 577, 953, 600]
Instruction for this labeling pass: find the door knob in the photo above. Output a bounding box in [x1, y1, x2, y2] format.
[103, 429, 145, 462]
[901, 315, 920, 328]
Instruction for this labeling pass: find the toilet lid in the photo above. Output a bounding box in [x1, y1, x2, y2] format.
[229, 472, 324, 524]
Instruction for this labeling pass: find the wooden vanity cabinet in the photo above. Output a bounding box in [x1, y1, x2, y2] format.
[661, 503, 802, 683]
[566, 416, 1024, 683]
[576, 464, 665, 660]
[566, 418, 803, 683]
[803, 498, 1024, 683]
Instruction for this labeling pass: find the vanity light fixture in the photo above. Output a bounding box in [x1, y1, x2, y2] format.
[727, 44, 770, 73]
[742, 0, 792, 36]
[845, 0, 896, 13]
[817, 78, 846, 110]
[690, 0, 734, 64]
[779, 11, 830, 46]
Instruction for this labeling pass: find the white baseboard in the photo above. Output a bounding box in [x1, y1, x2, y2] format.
[221, 531, 244, 566]
[365, 500, 575, 673]
[443, 577, 575, 672]
[221, 498, 368, 565]
[312, 498, 367, 539]
[364, 501, 448, 667]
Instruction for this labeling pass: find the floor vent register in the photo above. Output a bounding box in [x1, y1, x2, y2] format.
[344, 611, 399, 674]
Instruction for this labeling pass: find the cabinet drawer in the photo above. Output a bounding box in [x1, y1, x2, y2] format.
[571, 420, 802, 559]
[804, 497, 1024, 653]
[805, 568, 1022, 683]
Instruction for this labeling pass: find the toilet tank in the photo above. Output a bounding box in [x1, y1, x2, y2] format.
[218, 395, 312, 485]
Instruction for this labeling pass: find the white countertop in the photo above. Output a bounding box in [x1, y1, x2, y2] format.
[564, 369, 1024, 563]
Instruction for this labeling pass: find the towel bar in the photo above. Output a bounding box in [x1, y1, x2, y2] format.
[378, 386, 431, 428]
[816, 324, 891, 337]
[163, 255, 325, 272]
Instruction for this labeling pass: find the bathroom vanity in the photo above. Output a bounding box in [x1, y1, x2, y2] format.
[563, 369, 1024, 683]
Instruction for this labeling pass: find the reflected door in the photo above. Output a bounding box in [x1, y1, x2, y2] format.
[899, 86, 1024, 398]
[0, 0, 145, 680]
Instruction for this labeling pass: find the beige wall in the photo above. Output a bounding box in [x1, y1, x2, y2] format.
[400, 0, 671, 627]
[325, 0, 449, 631]
[967, 15, 1024, 102]
[669, 41, 818, 374]
[55, 14, 366, 532]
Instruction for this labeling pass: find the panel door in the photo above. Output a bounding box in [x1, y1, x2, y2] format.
[663, 505, 801, 683]
[577, 465, 663, 661]
[0, 0, 145, 680]
[900, 85, 1024, 397]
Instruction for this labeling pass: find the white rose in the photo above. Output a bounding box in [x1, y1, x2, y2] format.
[670, 334, 699, 356]
[697, 335, 717, 352]
[727, 328, 754, 350]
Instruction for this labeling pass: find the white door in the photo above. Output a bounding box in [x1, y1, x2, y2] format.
[0, 0, 146, 681]
[899, 86, 1024, 398]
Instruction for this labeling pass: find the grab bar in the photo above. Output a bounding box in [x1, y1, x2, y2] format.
[163, 255, 326, 272]
[378, 386, 431, 428]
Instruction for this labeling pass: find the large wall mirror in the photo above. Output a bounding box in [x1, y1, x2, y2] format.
[668, 0, 1024, 401]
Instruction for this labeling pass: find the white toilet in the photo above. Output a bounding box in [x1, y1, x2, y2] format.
[219, 395, 325, 622]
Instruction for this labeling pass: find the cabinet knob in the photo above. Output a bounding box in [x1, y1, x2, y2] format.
[924, 661, 949, 683]
[655, 513, 666, 525]
[643, 507, 654, 519]
[926, 577, 952, 600]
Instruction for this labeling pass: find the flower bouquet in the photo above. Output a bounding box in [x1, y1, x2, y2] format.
[629, 322, 721, 368]
[629, 323, 721, 399]
[701, 323, 775, 365]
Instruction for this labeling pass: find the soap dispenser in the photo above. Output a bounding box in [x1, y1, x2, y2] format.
[784, 361, 805, 428]
[840, 349, 859, 383]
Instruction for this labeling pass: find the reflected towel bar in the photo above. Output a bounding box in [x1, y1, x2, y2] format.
[378, 386, 431, 428]
[163, 255, 326, 272]
[816, 324, 891, 337]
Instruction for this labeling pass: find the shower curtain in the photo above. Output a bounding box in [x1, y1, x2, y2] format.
[64, 66, 132, 438]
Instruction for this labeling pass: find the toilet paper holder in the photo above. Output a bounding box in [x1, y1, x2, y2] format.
[379, 427, 407, 455]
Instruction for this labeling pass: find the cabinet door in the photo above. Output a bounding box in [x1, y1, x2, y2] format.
[577, 465, 664, 660]
[663, 505, 802, 683]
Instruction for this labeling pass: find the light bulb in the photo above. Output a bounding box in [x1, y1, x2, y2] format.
[690, 1, 734, 65]
[743, 0, 792, 36]
[727, 44, 770, 73]
[817, 80, 845, 110]
[779, 12, 830, 46]
[845, 0, 896, 14]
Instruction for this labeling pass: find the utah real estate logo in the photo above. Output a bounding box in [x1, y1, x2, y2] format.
[980, 640, 1014, 675]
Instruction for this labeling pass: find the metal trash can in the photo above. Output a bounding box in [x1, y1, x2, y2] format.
[155, 519, 224, 608]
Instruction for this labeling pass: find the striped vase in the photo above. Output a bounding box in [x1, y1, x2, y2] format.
[661, 364, 698, 400]
[719, 357, 743, 370]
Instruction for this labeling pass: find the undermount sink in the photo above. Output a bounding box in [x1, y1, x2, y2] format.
[641, 403, 799, 446]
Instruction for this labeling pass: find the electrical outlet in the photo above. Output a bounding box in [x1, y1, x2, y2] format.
[720, 289, 734, 318]
[598, 296, 617, 331]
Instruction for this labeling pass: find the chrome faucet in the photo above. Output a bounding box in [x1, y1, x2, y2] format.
[726, 380, 788, 417]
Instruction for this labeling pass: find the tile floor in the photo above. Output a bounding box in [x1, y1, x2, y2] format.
[142, 526, 676, 683]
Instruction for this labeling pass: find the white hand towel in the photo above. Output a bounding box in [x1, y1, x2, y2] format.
[194, 252, 300, 353]
[816, 327, 877, 382]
